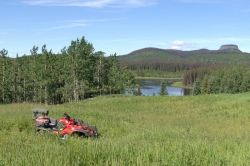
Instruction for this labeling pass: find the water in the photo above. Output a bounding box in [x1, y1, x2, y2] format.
[137, 78, 190, 96]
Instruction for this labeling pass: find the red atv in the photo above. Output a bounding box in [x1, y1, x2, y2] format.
[32, 108, 98, 139]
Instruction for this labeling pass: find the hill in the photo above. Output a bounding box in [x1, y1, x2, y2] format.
[118, 45, 250, 63]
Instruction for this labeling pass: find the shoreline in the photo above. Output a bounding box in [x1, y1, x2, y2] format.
[136, 77, 182, 80]
[170, 82, 193, 89]
[136, 77, 193, 89]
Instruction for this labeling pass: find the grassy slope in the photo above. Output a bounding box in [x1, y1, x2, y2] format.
[1, 93, 250, 165]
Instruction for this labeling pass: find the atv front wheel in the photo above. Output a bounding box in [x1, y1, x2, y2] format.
[87, 126, 98, 137]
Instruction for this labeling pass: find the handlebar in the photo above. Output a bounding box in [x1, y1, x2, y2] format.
[63, 112, 71, 119]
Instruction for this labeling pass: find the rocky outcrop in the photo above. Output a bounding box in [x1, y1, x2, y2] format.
[219, 44, 239, 51]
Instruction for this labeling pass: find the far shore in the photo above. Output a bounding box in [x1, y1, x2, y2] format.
[136, 77, 193, 89]
[136, 77, 182, 80]
[170, 82, 193, 89]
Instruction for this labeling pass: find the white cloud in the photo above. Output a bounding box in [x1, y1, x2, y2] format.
[170, 40, 185, 46]
[56, 18, 125, 24]
[8, 37, 68, 44]
[168, 40, 197, 50]
[43, 18, 124, 30]
[171, 45, 181, 50]
[0, 29, 13, 35]
[46, 23, 88, 30]
[180, 0, 227, 4]
[21, 0, 156, 8]
[0, 28, 19, 36]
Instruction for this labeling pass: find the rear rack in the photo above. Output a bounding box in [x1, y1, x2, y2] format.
[32, 108, 49, 121]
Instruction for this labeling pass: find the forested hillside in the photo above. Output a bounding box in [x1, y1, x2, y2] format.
[118, 46, 245, 61]
[0, 36, 136, 104]
[118, 46, 250, 80]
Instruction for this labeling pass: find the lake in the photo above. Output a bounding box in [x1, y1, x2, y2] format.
[137, 78, 191, 96]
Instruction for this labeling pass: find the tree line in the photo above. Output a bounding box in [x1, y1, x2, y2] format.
[120, 60, 213, 78]
[185, 65, 250, 95]
[0, 36, 136, 104]
[182, 65, 227, 87]
[121, 60, 206, 72]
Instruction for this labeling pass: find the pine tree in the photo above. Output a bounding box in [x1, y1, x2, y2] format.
[201, 75, 208, 94]
[192, 78, 201, 95]
[158, 80, 168, 96]
[239, 70, 250, 92]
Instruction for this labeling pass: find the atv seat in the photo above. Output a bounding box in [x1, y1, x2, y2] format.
[49, 119, 58, 127]
[49, 119, 58, 131]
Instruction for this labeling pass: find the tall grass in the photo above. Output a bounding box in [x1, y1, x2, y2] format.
[1, 93, 250, 165]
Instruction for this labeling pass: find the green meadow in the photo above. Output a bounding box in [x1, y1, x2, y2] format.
[1, 93, 250, 165]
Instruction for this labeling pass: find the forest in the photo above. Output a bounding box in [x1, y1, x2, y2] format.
[189, 65, 250, 95]
[0, 36, 136, 104]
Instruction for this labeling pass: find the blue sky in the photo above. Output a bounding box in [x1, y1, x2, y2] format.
[1, 0, 250, 57]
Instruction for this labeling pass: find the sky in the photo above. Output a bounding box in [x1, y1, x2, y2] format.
[1, 0, 250, 57]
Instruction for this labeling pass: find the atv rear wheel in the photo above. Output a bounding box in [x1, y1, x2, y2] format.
[36, 128, 53, 136]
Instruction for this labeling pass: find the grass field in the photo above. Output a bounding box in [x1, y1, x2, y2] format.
[1, 93, 250, 165]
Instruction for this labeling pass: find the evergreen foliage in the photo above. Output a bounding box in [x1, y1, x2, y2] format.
[0, 36, 136, 104]
[158, 81, 168, 96]
[191, 65, 250, 95]
[191, 78, 201, 96]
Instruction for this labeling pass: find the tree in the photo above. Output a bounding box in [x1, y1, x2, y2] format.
[192, 78, 201, 95]
[107, 54, 122, 94]
[0, 36, 138, 104]
[66, 37, 96, 101]
[0, 49, 12, 103]
[239, 70, 250, 92]
[158, 80, 168, 96]
[201, 75, 208, 94]
[94, 51, 106, 95]
[121, 68, 137, 95]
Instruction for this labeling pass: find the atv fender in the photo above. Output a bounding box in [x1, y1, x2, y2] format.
[72, 129, 90, 137]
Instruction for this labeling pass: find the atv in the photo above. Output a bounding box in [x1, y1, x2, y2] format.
[32, 108, 98, 139]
